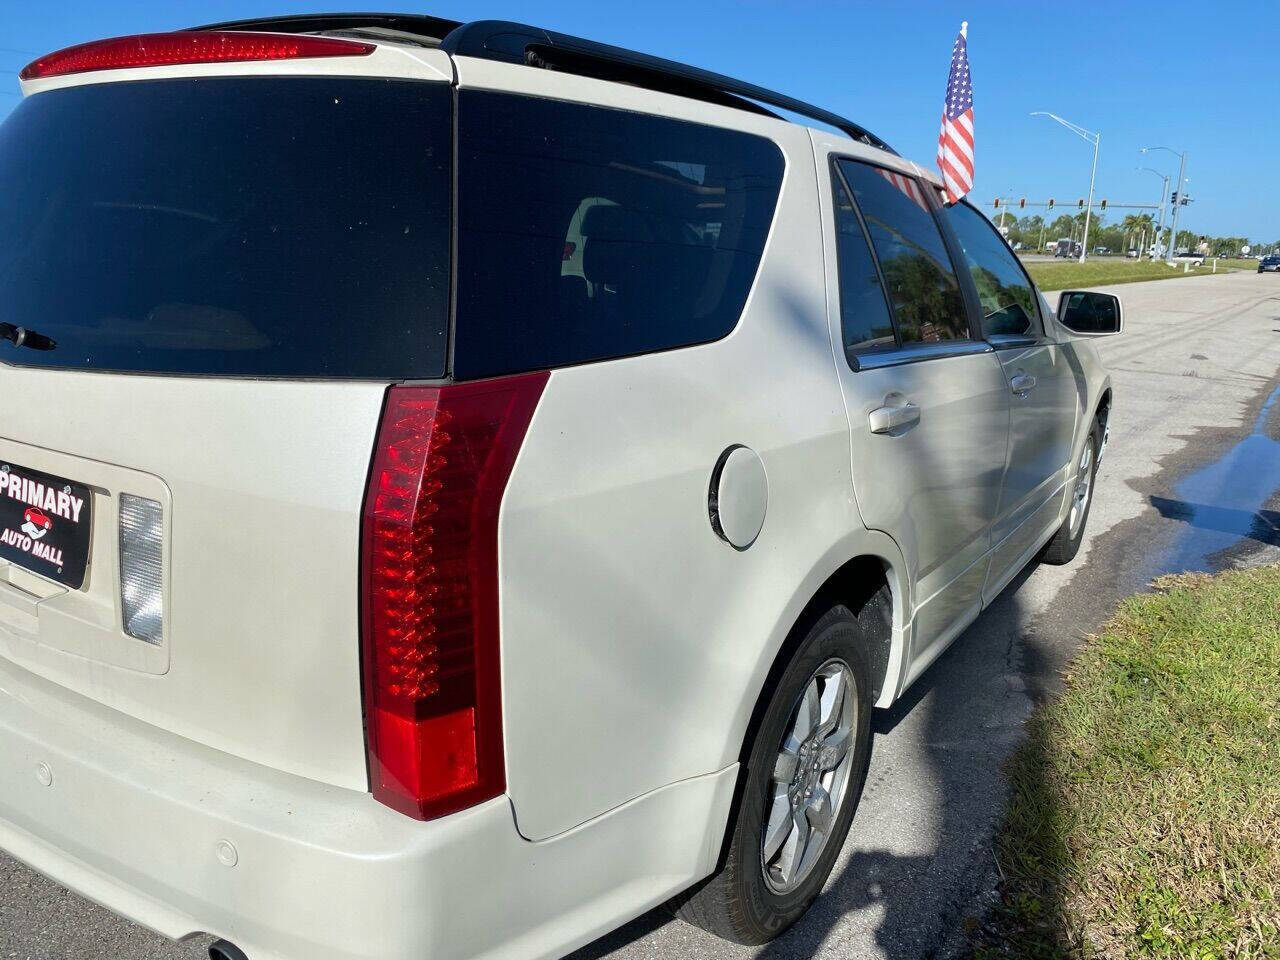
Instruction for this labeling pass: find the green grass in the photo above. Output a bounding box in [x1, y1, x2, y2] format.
[976, 566, 1280, 959]
[1024, 259, 1229, 292]
[1216, 258, 1264, 273]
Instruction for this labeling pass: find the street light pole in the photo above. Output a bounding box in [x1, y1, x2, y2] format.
[1137, 166, 1169, 257]
[1141, 146, 1187, 259]
[1031, 112, 1100, 263]
[1170, 153, 1187, 256]
[1082, 135, 1099, 263]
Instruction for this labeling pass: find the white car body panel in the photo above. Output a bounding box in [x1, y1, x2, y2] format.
[0, 367, 385, 790]
[0, 34, 1114, 960]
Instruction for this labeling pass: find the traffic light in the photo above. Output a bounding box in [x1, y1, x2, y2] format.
[1019, 198, 1026, 209]
[1171, 191, 1179, 204]
[993, 197, 1001, 208]
[1100, 199, 1107, 210]
[1047, 198, 1055, 209]
[1078, 199, 1084, 208]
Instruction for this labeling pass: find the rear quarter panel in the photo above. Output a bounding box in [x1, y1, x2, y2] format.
[476, 60, 881, 840]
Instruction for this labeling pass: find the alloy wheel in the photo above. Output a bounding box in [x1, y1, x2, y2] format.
[760, 658, 858, 894]
[1068, 437, 1095, 539]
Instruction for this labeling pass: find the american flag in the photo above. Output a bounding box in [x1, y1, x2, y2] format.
[937, 24, 974, 204]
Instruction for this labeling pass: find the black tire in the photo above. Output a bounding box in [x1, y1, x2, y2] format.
[1041, 418, 1102, 565]
[674, 598, 878, 944]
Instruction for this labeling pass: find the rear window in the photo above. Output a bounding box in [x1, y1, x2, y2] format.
[0, 78, 451, 378]
[836, 159, 968, 344]
[452, 91, 785, 380]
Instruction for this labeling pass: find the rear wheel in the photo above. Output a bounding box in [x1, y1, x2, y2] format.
[1041, 419, 1102, 565]
[674, 601, 876, 944]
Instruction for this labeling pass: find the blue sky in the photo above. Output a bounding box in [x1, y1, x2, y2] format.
[3, 0, 1274, 242]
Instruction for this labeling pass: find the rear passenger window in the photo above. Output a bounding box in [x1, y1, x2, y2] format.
[832, 176, 896, 356]
[454, 91, 785, 379]
[837, 159, 968, 343]
[939, 201, 1040, 338]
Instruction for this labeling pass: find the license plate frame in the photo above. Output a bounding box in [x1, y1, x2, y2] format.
[0, 462, 93, 589]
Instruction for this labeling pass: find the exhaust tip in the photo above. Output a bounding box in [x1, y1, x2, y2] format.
[209, 940, 249, 960]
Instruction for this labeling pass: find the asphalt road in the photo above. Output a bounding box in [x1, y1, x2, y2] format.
[4, 271, 1280, 960]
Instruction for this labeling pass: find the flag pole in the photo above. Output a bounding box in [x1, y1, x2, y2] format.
[960, 20, 968, 39]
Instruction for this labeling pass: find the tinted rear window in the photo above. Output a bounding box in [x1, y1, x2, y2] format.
[0, 78, 451, 378]
[452, 91, 784, 380]
[831, 174, 895, 356]
[836, 159, 968, 344]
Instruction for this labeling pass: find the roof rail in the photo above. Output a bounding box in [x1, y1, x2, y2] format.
[188, 13, 895, 154]
[440, 21, 896, 154]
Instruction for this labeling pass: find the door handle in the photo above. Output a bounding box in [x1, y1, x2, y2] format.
[869, 402, 920, 434]
[1010, 373, 1036, 395]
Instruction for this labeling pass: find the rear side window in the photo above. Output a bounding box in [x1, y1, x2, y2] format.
[939, 201, 1040, 338]
[453, 91, 785, 379]
[831, 175, 896, 355]
[0, 78, 452, 378]
[837, 159, 968, 344]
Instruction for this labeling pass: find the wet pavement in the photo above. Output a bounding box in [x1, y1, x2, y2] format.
[4, 271, 1280, 960]
[1151, 382, 1280, 573]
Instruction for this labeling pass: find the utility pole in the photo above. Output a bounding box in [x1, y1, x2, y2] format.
[1032, 112, 1100, 263]
[1142, 146, 1187, 259]
[1082, 134, 1099, 262]
[1137, 166, 1169, 257]
[1169, 155, 1186, 256]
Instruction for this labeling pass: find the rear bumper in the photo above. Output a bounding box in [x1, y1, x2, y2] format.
[0, 656, 736, 960]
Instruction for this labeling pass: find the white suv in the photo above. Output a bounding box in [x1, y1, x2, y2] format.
[0, 14, 1120, 960]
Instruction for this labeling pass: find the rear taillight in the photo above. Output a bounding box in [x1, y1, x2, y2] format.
[361, 372, 548, 820]
[19, 31, 375, 81]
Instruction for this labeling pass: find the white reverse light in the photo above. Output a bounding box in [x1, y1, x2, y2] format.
[119, 494, 163, 645]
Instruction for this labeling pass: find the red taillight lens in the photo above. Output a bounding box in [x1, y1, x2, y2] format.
[19, 31, 375, 81]
[361, 372, 548, 820]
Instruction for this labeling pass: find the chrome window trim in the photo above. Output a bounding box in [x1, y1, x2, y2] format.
[985, 333, 1042, 350]
[851, 339, 994, 371]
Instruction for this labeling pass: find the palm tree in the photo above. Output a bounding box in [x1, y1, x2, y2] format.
[1121, 213, 1155, 254]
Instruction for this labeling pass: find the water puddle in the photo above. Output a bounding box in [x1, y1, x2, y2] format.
[1149, 383, 1280, 572]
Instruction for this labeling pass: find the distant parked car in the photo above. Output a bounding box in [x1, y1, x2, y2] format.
[1172, 252, 1205, 267]
[1126, 249, 1138, 258]
[1260, 255, 1280, 273]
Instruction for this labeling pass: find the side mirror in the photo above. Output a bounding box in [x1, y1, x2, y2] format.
[1056, 290, 1123, 336]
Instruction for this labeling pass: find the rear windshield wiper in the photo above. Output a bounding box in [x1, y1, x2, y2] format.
[0, 323, 56, 352]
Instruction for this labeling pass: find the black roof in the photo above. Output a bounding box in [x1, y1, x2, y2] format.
[187, 12, 896, 154]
